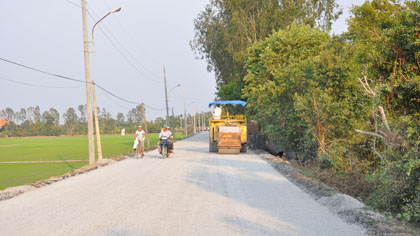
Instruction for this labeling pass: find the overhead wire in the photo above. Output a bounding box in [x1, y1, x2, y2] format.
[63, 0, 81, 8]
[86, 6, 162, 83]
[0, 77, 83, 89]
[97, 87, 132, 110]
[0, 58, 87, 84]
[100, 0, 163, 75]
[62, 0, 162, 83]
[0, 57, 164, 111]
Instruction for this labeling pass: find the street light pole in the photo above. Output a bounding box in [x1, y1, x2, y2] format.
[88, 6, 121, 162]
[163, 67, 169, 127]
[183, 88, 187, 137]
[81, 0, 95, 164]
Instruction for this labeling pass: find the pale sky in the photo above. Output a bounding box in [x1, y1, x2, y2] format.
[0, 0, 365, 121]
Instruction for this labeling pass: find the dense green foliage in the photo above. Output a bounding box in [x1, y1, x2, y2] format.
[191, 0, 341, 99]
[194, 0, 420, 225]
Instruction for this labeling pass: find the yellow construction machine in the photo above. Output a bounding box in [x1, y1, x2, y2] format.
[208, 101, 247, 154]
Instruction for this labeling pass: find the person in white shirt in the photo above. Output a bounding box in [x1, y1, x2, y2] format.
[158, 125, 172, 154]
[214, 105, 222, 120]
[133, 125, 145, 156]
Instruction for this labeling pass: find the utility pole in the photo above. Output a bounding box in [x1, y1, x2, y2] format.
[193, 102, 197, 134]
[203, 113, 206, 130]
[172, 107, 174, 120]
[198, 109, 201, 132]
[141, 103, 150, 149]
[92, 81, 103, 161]
[81, 0, 95, 164]
[183, 88, 187, 137]
[163, 67, 169, 127]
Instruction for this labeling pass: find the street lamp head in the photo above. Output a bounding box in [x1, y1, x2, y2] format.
[110, 7, 121, 14]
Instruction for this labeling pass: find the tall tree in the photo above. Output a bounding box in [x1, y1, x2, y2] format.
[78, 104, 87, 123]
[26, 107, 34, 123]
[0, 109, 5, 119]
[49, 108, 60, 127]
[63, 107, 78, 134]
[117, 112, 125, 126]
[33, 106, 41, 123]
[41, 111, 54, 125]
[191, 0, 341, 99]
[4, 108, 15, 122]
[16, 108, 27, 124]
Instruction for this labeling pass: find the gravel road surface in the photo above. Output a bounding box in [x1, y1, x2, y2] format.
[0, 132, 366, 236]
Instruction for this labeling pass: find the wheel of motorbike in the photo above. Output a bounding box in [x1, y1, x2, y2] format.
[166, 146, 170, 158]
[162, 145, 167, 158]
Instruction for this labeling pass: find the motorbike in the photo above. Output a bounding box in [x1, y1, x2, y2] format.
[160, 139, 170, 158]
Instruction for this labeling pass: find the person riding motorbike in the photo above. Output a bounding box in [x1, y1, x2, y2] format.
[158, 125, 172, 154]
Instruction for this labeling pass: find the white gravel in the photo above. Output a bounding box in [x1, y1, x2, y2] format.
[0, 132, 366, 236]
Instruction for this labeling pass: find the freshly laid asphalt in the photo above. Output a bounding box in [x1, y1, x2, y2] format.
[0, 132, 366, 236]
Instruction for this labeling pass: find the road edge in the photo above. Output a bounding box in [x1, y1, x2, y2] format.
[253, 149, 418, 236]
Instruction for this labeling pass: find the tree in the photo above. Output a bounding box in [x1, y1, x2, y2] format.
[78, 104, 86, 123]
[49, 108, 60, 127]
[63, 107, 78, 135]
[16, 108, 27, 124]
[191, 0, 341, 99]
[126, 109, 136, 126]
[243, 24, 331, 153]
[4, 108, 14, 122]
[346, 0, 420, 224]
[0, 109, 5, 119]
[26, 107, 34, 123]
[117, 112, 125, 126]
[41, 111, 54, 126]
[33, 106, 41, 123]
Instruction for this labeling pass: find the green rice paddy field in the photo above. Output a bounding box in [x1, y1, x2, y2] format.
[0, 133, 183, 190]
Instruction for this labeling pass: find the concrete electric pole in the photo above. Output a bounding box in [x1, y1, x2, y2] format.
[92, 81, 103, 161]
[183, 88, 187, 137]
[81, 0, 95, 164]
[163, 67, 169, 127]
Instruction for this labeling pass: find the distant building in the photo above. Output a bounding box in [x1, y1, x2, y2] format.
[0, 119, 10, 128]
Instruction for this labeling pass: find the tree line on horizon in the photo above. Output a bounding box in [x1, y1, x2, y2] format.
[0, 105, 200, 137]
[192, 0, 420, 225]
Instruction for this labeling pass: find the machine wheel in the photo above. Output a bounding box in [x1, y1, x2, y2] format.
[240, 143, 247, 153]
[209, 142, 218, 152]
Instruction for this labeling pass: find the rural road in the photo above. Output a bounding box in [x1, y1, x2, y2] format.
[0, 132, 366, 236]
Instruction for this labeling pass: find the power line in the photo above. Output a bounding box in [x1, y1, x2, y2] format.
[0, 77, 83, 89]
[88, 4, 162, 80]
[86, 7, 161, 83]
[63, 0, 81, 8]
[0, 58, 87, 84]
[97, 87, 132, 110]
[0, 57, 164, 111]
[95, 83, 164, 111]
[62, 0, 161, 83]
[100, 0, 163, 66]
